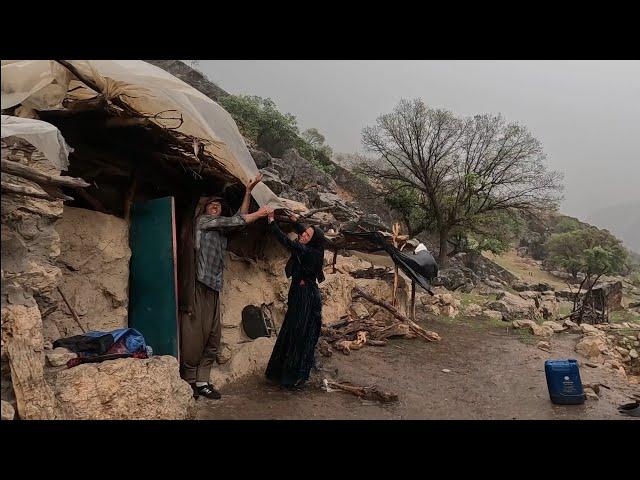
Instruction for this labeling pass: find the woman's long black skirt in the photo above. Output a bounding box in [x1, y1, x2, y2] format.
[265, 282, 322, 387]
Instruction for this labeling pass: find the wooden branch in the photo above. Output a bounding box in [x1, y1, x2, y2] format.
[324, 380, 398, 403]
[57, 286, 86, 333]
[352, 286, 441, 342]
[299, 206, 333, 218]
[1, 181, 72, 201]
[1, 159, 90, 189]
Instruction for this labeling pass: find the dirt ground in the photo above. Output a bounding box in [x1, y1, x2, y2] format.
[196, 315, 640, 420]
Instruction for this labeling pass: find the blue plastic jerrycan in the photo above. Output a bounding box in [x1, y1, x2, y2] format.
[544, 359, 585, 405]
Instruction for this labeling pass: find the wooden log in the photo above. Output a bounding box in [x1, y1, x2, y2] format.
[332, 250, 338, 274]
[1, 181, 72, 201]
[324, 380, 398, 403]
[1, 159, 90, 189]
[353, 286, 441, 342]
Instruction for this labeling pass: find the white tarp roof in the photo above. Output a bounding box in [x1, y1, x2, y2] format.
[1, 114, 73, 169]
[1, 60, 286, 208]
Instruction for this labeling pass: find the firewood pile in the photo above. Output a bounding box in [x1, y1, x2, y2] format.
[319, 286, 441, 356]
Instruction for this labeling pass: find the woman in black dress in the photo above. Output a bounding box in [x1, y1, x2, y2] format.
[265, 210, 326, 388]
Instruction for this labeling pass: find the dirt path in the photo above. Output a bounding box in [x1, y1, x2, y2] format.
[196, 316, 640, 420]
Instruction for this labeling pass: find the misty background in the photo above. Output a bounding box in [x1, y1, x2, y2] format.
[195, 60, 640, 251]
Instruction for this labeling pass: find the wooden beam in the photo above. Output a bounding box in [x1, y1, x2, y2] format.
[1, 181, 72, 201]
[1, 159, 90, 189]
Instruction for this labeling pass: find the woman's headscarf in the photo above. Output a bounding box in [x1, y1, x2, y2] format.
[286, 223, 327, 284]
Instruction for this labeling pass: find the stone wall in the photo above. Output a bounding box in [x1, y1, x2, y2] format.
[1, 137, 63, 419]
[45, 207, 131, 341]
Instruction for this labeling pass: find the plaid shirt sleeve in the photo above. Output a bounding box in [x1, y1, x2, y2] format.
[198, 214, 247, 231]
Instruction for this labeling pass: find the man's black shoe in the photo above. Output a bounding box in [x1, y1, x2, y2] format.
[196, 384, 221, 400]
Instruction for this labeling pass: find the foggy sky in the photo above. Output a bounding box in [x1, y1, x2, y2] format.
[198, 60, 639, 240]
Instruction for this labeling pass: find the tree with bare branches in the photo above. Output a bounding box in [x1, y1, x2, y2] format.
[359, 98, 563, 265]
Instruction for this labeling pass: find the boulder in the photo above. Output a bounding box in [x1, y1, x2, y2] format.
[512, 319, 538, 329]
[433, 268, 475, 292]
[440, 305, 459, 318]
[465, 303, 483, 317]
[542, 321, 566, 333]
[483, 310, 504, 321]
[575, 336, 608, 360]
[580, 324, 601, 335]
[50, 356, 195, 419]
[260, 168, 309, 204]
[248, 148, 272, 169]
[537, 341, 551, 351]
[484, 279, 504, 289]
[487, 291, 538, 320]
[563, 319, 581, 333]
[512, 281, 554, 292]
[519, 291, 540, 301]
[305, 190, 359, 221]
[530, 324, 554, 337]
[423, 304, 441, 315]
[279, 149, 338, 192]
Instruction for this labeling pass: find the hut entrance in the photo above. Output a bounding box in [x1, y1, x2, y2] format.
[38, 104, 246, 360]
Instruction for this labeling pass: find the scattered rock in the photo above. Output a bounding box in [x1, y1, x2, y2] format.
[1, 400, 15, 420]
[442, 369, 451, 373]
[484, 279, 504, 289]
[580, 324, 600, 335]
[512, 281, 554, 292]
[440, 305, 459, 318]
[563, 319, 581, 333]
[584, 362, 600, 368]
[584, 388, 599, 401]
[465, 303, 483, 317]
[530, 324, 554, 337]
[512, 319, 538, 329]
[45, 347, 77, 367]
[542, 320, 566, 333]
[629, 349, 639, 359]
[537, 341, 551, 352]
[483, 310, 504, 321]
[575, 336, 608, 360]
[423, 304, 441, 316]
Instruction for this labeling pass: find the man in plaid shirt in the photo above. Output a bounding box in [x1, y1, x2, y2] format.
[183, 173, 273, 399]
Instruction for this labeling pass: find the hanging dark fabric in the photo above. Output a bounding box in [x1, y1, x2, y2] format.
[341, 231, 438, 293]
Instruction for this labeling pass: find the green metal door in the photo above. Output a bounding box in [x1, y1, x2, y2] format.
[129, 196, 179, 358]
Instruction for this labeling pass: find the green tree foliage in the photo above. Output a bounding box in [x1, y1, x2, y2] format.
[545, 227, 627, 277]
[218, 94, 334, 174]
